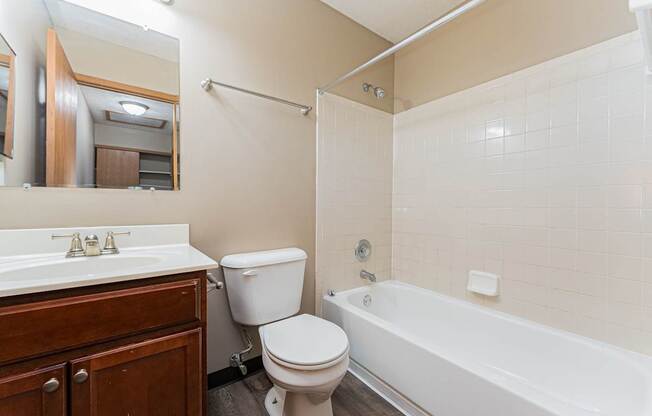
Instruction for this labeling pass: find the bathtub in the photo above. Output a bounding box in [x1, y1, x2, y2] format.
[322, 280, 652, 416]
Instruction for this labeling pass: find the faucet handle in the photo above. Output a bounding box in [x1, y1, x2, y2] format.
[52, 232, 84, 256]
[103, 231, 131, 254]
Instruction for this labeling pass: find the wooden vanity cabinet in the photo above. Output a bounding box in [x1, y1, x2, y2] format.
[70, 329, 202, 416]
[0, 364, 67, 416]
[0, 271, 207, 416]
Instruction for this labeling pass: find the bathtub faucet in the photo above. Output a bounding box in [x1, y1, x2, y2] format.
[360, 270, 377, 283]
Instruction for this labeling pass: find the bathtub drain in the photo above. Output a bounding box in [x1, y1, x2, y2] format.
[363, 294, 372, 307]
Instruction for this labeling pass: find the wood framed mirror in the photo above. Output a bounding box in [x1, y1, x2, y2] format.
[0, 0, 179, 190]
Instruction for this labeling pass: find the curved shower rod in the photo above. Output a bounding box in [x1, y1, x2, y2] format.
[318, 0, 486, 95]
[201, 78, 312, 116]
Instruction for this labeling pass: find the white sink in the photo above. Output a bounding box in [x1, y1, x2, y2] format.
[0, 225, 219, 297]
[0, 255, 163, 282]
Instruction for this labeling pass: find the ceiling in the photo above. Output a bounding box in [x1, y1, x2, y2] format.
[44, 0, 179, 63]
[79, 85, 174, 135]
[319, 0, 466, 43]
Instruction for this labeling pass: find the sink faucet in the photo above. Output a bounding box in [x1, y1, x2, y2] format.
[52, 231, 131, 257]
[52, 233, 85, 258]
[360, 269, 377, 283]
[101, 231, 131, 255]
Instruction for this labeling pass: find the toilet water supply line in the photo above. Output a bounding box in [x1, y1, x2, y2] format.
[231, 326, 254, 376]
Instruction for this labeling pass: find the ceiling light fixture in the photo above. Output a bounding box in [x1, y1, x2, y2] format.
[120, 101, 149, 116]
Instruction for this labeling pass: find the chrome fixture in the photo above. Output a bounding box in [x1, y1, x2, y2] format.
[101, 231, 131, 255]
[72, 369, 89, 384]
[362, 83, 385, 99]
[52, 232, 84, 258]
[318, 0, 486, 94]
[201, 78, 312, 115]
[84, 235, 101, 256]
[157, 0, 174, 4]
[355, 239, 372, 262]
[363, 294, 372, 307]
[52, 231, 131, 257]
[360, 270, 377, 283]
[327, 289, 336, 297]
[207, 271, 224, 293]
[231, 327, 254, 376]
[42, 378, 60, 393]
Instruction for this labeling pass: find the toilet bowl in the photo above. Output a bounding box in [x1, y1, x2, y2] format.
[220, 248, 349, 415]
[259, 314, 349, 416]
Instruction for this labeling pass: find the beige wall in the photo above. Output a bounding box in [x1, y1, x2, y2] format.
[0, 0, 50, 187]
[94, 123, 171, 154]
[75, 87, 94, 186]
[0, 0, 393, 372]
[394, 0, 637, 112]
[57, 27, 180, 96]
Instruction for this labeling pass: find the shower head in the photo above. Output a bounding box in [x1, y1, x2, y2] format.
[362, 82, 385, 99]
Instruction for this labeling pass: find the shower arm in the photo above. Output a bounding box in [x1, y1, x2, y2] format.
[317, 0, 486, 95]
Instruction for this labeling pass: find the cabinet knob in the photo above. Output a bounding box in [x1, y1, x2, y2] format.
[73, 369, 89, 384]
[42, 378, 60, 393]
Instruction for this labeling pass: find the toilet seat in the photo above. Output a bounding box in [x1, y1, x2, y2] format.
[261, 314, 349, 370]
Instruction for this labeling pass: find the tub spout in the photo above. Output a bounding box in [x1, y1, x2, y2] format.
[360, 270, 377, 283]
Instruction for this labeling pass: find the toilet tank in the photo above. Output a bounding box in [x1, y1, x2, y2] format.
[221, 248, 307, 326]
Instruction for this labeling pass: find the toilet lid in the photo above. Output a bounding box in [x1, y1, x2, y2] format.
[262, 314, 349, 366]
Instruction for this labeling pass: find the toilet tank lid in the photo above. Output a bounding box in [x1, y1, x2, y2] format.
[220, 248, 307, 269]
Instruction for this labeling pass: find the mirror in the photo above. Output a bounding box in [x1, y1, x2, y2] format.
[0, 33, 15, 159]
[0, 0, 180, 190]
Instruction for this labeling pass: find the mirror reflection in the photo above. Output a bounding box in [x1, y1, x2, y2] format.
[0, 34, 15, 159]
[0, 0, 180, 190]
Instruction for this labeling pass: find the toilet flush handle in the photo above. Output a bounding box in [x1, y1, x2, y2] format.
[242, 270, 258, 277]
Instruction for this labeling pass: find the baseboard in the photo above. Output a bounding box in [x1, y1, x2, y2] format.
[207, 355, 264, 390]
[348, 359, 430, 416]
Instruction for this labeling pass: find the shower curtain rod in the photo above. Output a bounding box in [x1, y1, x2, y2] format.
[317, 0, 486, 95]
[201, 78, 313, 115]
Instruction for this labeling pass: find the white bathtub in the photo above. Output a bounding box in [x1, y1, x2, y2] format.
[322, 280, 652, 416]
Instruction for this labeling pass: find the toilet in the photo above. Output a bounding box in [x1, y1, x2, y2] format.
[221, 248, 349, 416]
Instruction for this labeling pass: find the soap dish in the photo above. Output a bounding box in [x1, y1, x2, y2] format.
[467, 270, 500, 297]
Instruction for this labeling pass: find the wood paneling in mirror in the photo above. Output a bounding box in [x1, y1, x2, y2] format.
[95, 147, 139, 188]
[75, 73, 179, 104]
[46, 29, 78, 186]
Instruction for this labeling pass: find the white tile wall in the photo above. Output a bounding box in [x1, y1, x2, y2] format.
[393, 31, 652, 355]
[316, 93, 393, 313]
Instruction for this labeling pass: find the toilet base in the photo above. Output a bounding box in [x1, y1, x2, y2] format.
[264, 387, 284, 416]
[264, 386, 334, 416]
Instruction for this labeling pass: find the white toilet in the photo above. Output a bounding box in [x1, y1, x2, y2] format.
[221, 248, 349, 416]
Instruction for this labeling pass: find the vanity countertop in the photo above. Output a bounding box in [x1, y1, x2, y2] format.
[0, 224, 219, 298]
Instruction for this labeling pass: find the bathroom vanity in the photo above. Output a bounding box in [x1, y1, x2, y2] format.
[0, 225, 218, 415]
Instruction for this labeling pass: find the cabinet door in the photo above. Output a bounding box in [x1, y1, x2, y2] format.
[95, 147, 140, 188]
[71, 329, 202, 416]
[0, 364, 66, 416]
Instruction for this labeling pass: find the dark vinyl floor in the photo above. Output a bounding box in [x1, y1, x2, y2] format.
[207, 370, 403, 416]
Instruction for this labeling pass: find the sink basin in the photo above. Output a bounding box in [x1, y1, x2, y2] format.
[0, 225, 219, 297]
[0, 255, 163, 282]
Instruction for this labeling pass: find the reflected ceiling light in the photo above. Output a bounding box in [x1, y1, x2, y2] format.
[120, 101, 149, 116]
